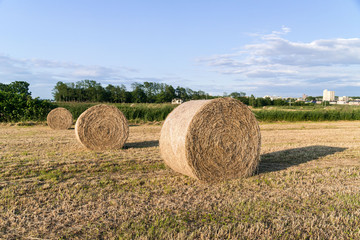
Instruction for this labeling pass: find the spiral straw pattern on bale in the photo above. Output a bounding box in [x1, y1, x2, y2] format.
[75, 104, 129, 150]
[47, 107, 73, 130]
[160, 98, 261, 182]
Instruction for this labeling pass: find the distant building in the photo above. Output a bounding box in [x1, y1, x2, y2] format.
[171, 98, 183, 104]
[337, 101, 346, 105]
[323, 89, 335, 101]
[302, 94, 308, 100]
[338, 96, 349, 102]
[349, 101, 360, 105]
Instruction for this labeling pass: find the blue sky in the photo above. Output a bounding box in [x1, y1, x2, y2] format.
[1, 0, 360, 99]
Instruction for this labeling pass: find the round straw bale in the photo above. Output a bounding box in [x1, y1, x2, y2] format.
[160, 98, 261, 182]
[47, 107, 73, 130]
[75, 104, 129, 150]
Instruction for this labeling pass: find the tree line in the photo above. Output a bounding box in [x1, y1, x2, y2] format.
[53, 79, 311, 107]
[53, 80, 249, 103]
[53, 80, 219, 103]
[0, 81, 53, 122]
[234, 95, 309, 107]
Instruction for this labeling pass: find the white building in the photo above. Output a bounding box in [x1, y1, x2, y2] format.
[349, 101, 360, 105]
[338, 96, 349, 102]
[323, 89, 335, 101]
[171, 98, 183, 104]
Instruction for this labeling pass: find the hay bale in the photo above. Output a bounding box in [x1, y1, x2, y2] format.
[159, 98, 261, 182]
[47, 107, 73, 130]
[75, 104, 129, 150]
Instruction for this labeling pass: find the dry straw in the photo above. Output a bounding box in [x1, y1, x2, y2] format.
[160, 98, 261, 182]
[47, 107, 73, 130]
[75, 104, 129, 150]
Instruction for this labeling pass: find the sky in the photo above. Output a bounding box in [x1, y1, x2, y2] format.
[0, 0, 360, 99]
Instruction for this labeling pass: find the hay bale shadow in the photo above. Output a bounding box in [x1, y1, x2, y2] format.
[258, 145, 347, 174]
[124, 140, 159, 149]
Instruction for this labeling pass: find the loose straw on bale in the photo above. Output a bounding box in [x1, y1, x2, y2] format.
[75, 104, 129, 151]
[160, 98, 261, 182]
[47, 107, 73, 130]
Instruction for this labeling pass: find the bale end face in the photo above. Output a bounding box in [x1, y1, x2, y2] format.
[75, 104, 129, 151]
[47, 107, 73, 130]
[160, 98, 261, 182]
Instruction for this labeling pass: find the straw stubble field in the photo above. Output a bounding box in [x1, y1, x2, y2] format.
[1, 121, 360, 239]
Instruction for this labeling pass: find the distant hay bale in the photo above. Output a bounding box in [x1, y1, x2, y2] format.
[75, 104, 129, 150]
[159, 98, 261, 182]
[47, 107, 73, 130]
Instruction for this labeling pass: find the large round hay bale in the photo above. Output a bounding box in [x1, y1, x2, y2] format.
[159, 98, 261, 182]
[75, 104, 129, 150]
[47, 107, 73, 130]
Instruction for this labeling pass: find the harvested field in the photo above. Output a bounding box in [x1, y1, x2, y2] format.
[1, 121, 360, 239]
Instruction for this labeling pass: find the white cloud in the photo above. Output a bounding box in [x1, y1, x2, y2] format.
[0, 54, 191, 99]
[198, 27, 360, 95]
[0, 55, 140, 80]
[0, 54, 141, 98]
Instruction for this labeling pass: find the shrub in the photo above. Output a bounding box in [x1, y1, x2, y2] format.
[0, 86, 55, 122]
[55, 102, 177, 122]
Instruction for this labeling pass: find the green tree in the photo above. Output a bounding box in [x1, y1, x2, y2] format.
[264, 97, 272, 106]
[131, 83, 147, 103]
[155, 84, 175, 103]
[249, 95, 256, 107]
[229, 92, 246, 98]
[175, 86, 189, 101]
[305, 96, 316, 102]
[273, 99, 286, 106]
[238, 96, 249, 105]
[53, 81, 70, 101]
[143, 82, 161, 103]
[164, 85, 176, 102]
[1, 81, 54, 122]
[105, 84, 127, 103]
[8, 81, 31, 96]
[256, 98, 266, 107]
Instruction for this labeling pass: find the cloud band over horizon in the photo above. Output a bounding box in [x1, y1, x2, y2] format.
[198, 27, 360, 96]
